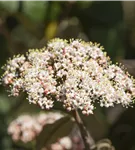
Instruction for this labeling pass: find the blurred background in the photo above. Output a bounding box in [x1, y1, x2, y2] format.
[0, 1, 135, 150]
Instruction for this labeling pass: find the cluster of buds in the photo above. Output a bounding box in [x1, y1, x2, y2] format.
[8, 113, 83, 150]
[1, 38, 135, 115]
[44, 136, 83, 150]
[45, 137, 73, 150]
[8, 112, 63, 143]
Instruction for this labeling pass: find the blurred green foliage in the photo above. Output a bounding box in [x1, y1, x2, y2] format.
[0, 1, 135, 150]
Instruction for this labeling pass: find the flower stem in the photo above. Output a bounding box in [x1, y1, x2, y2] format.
[72, 109, 96, 150]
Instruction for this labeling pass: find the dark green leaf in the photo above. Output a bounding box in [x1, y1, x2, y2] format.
[36, 115, 74, 150]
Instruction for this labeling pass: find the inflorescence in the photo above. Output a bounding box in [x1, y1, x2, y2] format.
[1, 38, 135, 115]
[8, 113, 83, 150]
[8, 112, 63, 143]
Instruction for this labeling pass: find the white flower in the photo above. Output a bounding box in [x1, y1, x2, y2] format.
[1, 38, 135, 115]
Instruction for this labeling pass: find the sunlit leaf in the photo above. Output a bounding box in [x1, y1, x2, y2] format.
[45, 21, 58, 40]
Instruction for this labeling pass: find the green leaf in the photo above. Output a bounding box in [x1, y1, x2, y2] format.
[36, 115, 74, 150]
[7, 94, 41, 121]
[0, 1, 18, 13]
[23, 1, 47, 23]
[0, 94, 11, 114]
[12, 140, 35, 150]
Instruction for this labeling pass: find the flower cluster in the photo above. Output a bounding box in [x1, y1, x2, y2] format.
[46, 137, 73, 150]
[1, 38, 135, 115]
[45, 135, 83, 150]
[8, 112, 63, 143]
[8, 113, 83, 150]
